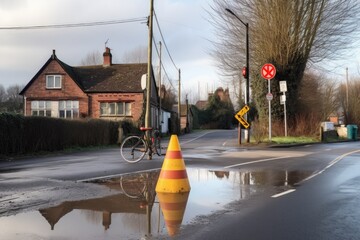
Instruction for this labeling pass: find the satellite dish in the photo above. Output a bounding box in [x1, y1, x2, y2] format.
[141, 74, 147, 90]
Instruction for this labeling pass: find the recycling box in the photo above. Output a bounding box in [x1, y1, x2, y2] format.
[347, 125, 358, 140]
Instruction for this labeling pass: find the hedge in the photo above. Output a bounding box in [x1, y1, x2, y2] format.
[0, 113, 138, 158]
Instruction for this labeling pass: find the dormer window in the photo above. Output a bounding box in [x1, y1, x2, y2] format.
[46, 75, 62, 89]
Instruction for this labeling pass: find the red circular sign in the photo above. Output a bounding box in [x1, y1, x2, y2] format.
[261, 63, 276, 80]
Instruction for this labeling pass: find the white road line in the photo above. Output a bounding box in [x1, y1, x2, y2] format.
[297, 149, 360, 185]
[224, 156, 291, 169]
[71, 157, 97, 161]
[77, 168, 161, 182]
[181, 130, 220, 145]
[271, 189, 296, 198]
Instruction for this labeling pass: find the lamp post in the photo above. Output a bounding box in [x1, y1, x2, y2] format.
[225, 8, 250, 143]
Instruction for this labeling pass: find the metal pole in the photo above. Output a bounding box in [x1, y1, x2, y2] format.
[346, 67, 349, 124]
[245, 22, 250, 143]
[158, 41, 162, 131]
[225, 8, 250, 143]
[145, 0, 154, 137]
[268, 80, 272, 141]
[284, 93, 287, 137]
[178, 69, 181, 134]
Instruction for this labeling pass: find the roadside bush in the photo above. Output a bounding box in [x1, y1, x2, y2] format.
[251, 118, 267, 143]
[0, 113, 138, 158]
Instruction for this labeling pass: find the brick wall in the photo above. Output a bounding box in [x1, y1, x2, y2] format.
[23, 60, 89, 117]
[90, 93, 144, 122]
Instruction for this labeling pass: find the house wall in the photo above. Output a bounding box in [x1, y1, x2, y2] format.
[23, 60, 89, 117]
[160, 110, 171, 134]
[90, 93, 144, 122]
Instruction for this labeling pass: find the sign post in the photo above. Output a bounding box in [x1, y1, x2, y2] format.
[279, 80, 287, 137]
[261, 63, 276, 142]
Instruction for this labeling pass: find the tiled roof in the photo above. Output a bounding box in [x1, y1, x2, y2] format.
[72, 64, 147, 93]
[20, 53, 149, 95]
[56, 56, 147, 93]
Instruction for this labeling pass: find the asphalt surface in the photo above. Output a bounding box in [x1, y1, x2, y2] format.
[1, 129, 360, 239]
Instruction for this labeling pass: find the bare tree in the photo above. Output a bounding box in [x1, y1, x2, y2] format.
[161, 83, 177, 111]
[209, 0, 360, 121]
[4, 84, 23, 113]
[298, 71, 339, 121]
[0, 84, 6, 102]
[80, 50, 103, 66]
[338, 78, 360, 125]
[121, 46, 148, 63]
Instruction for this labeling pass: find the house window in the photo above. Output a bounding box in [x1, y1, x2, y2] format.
[100, 102, 131, 116]
[31, 101, 52, 117]
[59, 100, 79, 119]
[46, 75, 62, 89]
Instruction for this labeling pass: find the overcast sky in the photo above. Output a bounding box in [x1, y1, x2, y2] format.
[0, 0, 220, 101]
[1, 0, 359, 104]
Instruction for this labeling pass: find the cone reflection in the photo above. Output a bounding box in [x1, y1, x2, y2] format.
[157, 192, 190, 237]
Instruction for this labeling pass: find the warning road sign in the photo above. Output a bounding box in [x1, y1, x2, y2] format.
[235, 105, 250, 129]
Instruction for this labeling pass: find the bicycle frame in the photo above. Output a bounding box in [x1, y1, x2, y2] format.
[120, 127, 161, 163]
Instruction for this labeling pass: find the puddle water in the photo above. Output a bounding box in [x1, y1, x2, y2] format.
[0, 168, 312, 239]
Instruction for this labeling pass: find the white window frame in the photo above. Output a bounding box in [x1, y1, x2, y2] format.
[59, 100, 79, 119]
[31, 100, 52, 117]
[100, 102, 131, 116]
[46, 75, 62, 89]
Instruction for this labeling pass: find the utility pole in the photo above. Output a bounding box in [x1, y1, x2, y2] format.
[178, 69, 181, 134]
[346, 67, 349, 124]
[158, 41, 162, 131]
[225, 8, 250, 143]
[145, 0, 154, 137]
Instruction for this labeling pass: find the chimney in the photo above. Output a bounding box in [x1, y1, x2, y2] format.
[103, 47, 112, 67]
[52, 49, 56, 59]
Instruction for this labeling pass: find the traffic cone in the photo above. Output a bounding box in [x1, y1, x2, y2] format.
[155, 135, 191, 193]
[157, 192, 190, 237]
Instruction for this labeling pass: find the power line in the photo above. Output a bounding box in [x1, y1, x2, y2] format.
[0, 17, 147, 30]
[153, 11, 179, 71]
[152, 36, 176, 91]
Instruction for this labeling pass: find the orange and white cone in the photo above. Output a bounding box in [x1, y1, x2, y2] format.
[155, 135, 191, 193]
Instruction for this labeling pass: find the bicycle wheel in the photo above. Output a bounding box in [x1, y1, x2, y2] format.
[120, 136, 147, 163]
[154, 136, 162, 156]
[120, 174, 146, 198]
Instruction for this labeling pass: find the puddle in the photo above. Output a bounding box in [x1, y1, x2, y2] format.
[0, 168, 312, 239]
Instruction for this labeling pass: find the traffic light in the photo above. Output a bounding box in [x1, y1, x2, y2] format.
[242, 66, 248, 79]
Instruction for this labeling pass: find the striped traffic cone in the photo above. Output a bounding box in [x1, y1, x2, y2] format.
[157, 192, 190, 237]
[155, 135, 191, 193]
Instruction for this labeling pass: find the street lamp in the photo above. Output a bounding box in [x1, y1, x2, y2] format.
[225, 8, 250, 143]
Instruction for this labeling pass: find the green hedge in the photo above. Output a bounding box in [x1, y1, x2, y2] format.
[0, 113, 138, 157]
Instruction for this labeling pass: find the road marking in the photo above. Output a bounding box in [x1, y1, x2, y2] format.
[181, 130, 220, 145]
[77, 168, 161, 182]
[224, 156, 291, 169]
[297, 149, 360, 185]
[271, 189, 296, 198]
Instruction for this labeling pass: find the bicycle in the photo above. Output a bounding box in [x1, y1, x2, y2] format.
[120, 127, 162, 163]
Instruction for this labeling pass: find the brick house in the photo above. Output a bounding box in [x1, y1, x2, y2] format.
[19, 48, 160, 127]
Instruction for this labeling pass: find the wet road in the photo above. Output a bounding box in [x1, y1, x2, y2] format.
[1, 129, 360, 239]
[176, 145, 360, 240]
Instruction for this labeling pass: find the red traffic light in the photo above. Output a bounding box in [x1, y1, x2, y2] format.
[242, 67, 248, 79]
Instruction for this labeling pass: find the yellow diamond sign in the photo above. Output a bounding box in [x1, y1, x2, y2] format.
[235, 105, 250, 129]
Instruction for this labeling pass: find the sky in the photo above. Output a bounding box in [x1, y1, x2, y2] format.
[1, 0, 360, 105]
[0, 0, 220, 102]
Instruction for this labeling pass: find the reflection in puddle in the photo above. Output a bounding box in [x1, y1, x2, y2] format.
[0, 168, 312, 239]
